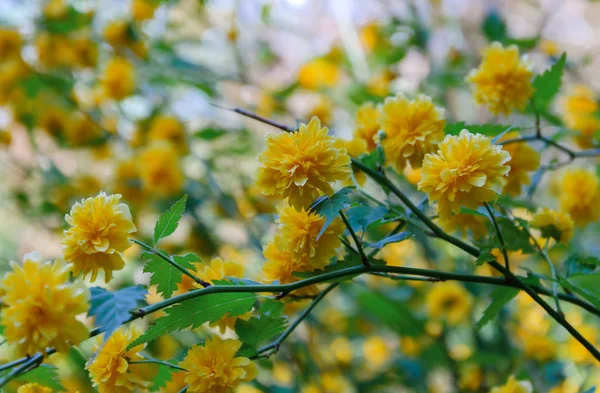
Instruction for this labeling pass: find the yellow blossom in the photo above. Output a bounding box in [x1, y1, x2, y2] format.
[70, 36, 98, 69]
[438, 212, 488, 239]
[0, 255, 89, 357]
[87, 325, 156, 393]
[499, 132, 540, 196]
[333, 137, 368, 186]
[39, 106, 70, 138]
[490, 376, 533, 393]
[466, 43, 533, 115]
[458, 365, 483, 392]
[565, 324, 599, 365]
[531, 207, 574, 245]
[329, 337, 353, 364]
[160, 371, 187, 393]
[0, 28, 22, 59]
[17, 383, 54, 393]
[63, 192, 136, 282]
[559, 169, 600, 227]
[561, 86, 600, 148]
[297, 58, 340, 89]
[101, 57, 136, 101]
[0, 129, 11, 145]
[179, 337, 258, 393]
[147, 115, 187, 153]
[426, 281, 473, 325]
[377, 94, 445, 171]
[104, 21, 147, 58]
[308, 96, 333, 125]
[138, 143, 185, 197]
[367, 69, 394, 97]
[362, 336, 392, 367]
[418, 130, 511, 219]
[197, 257, 245, 285]
[540, 40, 561, 57]
[132, 0, 158, 21]
[35, 33, 75, 69]
[114, 158, 144, 207]
[354, 102, 380, 151]
[521, 334, 557, 362]
[256, 117, 351, 209]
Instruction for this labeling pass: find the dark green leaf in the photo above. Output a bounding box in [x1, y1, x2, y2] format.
[444, 122, 517, 137]
[482, 10, 506, 42]
[154, 195, 188, 245]
[128, 292, 256, 348]
[151, 363, 174, 392]
[532, 53, 566, 111]
[194, 128, 227, 140]
[235, 315, 288, 357]
[565, 254, 600, 277]
[16, 365, 65, 391]
[494, 217, 535, 253]
[89, 286, 147, 336]
[475, 287, 519, 330]
[310, 187, 354, 240]
[365, 232, 413, 249]
[357, 289, 424, 336]
[344, 204, 392, 233]
[475, 249, 496, 266]
[142, 251, 199, 298]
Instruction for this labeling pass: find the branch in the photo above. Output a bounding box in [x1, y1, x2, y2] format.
[339, 210, 369, 267]
[484, 202, 510, 276]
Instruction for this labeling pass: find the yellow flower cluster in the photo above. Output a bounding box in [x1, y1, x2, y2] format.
[561, 86, 600, 148]
[297, 58, 340, 89]
[531, 207, 574, 245]
[353, 102, 380, 151]
[418, 130, 511, 218]
[559, 169, 600, 227]
[0, 254, 89, 356]
[438, 212, 489, 239]
[256, 117, 351, 209]
[63, 192, 137, 283]
[101, 57, 136, 101]
[87, 325, 156, 393]
[426, 281, 473, 325]
[178, 337, 258, 393]
[17, 383, 54, 393]
[466, 43, 533, 115]
[490, 376, 532, 393]
[499, 132, 540, 196]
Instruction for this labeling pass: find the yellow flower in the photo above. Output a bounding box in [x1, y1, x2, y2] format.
[297, 58, 340, 89]
[362, 336, 392, 367]
[418, 130, 511, 219]
[277, 205, 344, 271]
[114, 158, 144, 207]
[377, 94, 445, 171]
[87, 325, 156, 393]
[179, 337, 258, 393]
[17, 383, 54, 393]
[160, 371, 187, 393]
[490, 376, 533, 393]
[261, 239, 319, 296]
[70, 37, 98, 69]
[466, 43, 533, 115]
[565, 324, 599, 365]
[438, 212, 488, 239]
[499, 132, 540, 196]
[0, 129, 11, 145]
[540, 40, 561, 57]
[39, 106, 70, 138]
[0, 28, 22, 59]
[531, 207, 574, 245]
[561, 86, 600, 148]
[308, 96, 333, 125]
[426, 282, 473, 325]
[329, 337, 353, 364]
[132, 0, 158, 21]
[521, 334, 557, 362]
[197, 257, 244, 285]
[104, 21, 147, 58]
[334, 137, 368, 186]
[138, 143, 185, 197]
[458, 365, 483, 392]
[35, 33, 75, 69]
[147, 115, 187, 153]
[101, 57, 136, 101]
[0, 254, 89, 356]
[63, 192, 136, 282]
[354, 102, 380, 151]
[559, 169, 600, 227]
[256, 117, 351, 209]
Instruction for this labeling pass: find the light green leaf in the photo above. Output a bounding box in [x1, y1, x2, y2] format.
[475, 287, 519, 330]
[474, 250, 496, 266]
[154, 195, 188, 246]
[365, 232, 413, 249]
[16, 365, 65, 391]
[532, 53, 566, 110]
[142, 252, 199, 298]
[309, 187, 354, 240]
[235, 315, 288, 357]
[150, 363, 174, 392]
[444, 122, 517, 137]
[128, 292, 256, 349]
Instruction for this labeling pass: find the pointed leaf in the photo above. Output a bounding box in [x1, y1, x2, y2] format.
[235, 315, 288, 357]
[532, 53, 566, 111]
[365, 232, 413, 249]
[475, 287, 519, 330]
[143, 251, 199, 298]
[154, 195, 188, 245]
[89, 286, 147, 336]
[16, 365, 65, 391]
[310, 187, 354, 240]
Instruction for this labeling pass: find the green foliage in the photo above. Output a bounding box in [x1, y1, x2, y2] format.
[151, 363, 175, 392]
[309, 187, 354, 239]
[345, 204, 401, 234]
[565, 254, 600, 276]
[142, 251, 200, 298]
[365, 232, 413, 250]
[235, 315, 288, 357]
[154, 194, 188, 246]
[531, 53, 567, 112]
[564, 272, 600, 310]
[482, 10, 506, 42]
[128, 291, 256, 348]
[357, 289, 424, 337]
[475, 287, 519, 330]
[474, 249, 496, 266]
[194, 128, 228, 140]
[88, 286, 147, 336]
[493, 217, 536, 253]
[16, 365, 65, 391]
[444, 122, 516, 137]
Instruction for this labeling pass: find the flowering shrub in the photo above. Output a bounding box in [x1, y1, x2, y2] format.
[0, 2, 600, 393]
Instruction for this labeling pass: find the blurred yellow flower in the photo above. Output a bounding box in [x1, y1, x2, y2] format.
[0, 255, 89, 356]
[39, 106, 70, 138]
[499, 132, 540, 196]
[490, 376, 533, 393]
[565, 324, 599, 365]
[521, 334, 557, 362]
[561, 86, 600, 148]
[148, 115, 187, 153]
[531, 207, 574, 245]
[426, 281, 473, 325]
[138, 143, 185, 197]
[559, 168, 600, 227]
[36, 33, 74, 68]
[104, 21, 147, 58]
[70, 36, 98, 69]
[17, 383, 54, 393]
[0, 28, 22, 59]
[329, 337, 353, 364]
[362, 336, 392, 367]
[418, 130, 511, 219]
[277, 205, 344, 271]
[63, 192, 136, 282]
[378, 94, 445, 171]
[101, 57, 136, 101]
[438, 212, 488, 239]
[0, 129, 12, 145]
[114, 158, 144, 207]
[237, 384, 265, 393]
[160, 371, 187, 393]
[354, 102, 380, 151]
[458, 365, 483, 392]
[132, 0, 158, 21]
[179, 337, 258, 393]
[256, 116, 351, 209]
[297, 58, 340, 89]
[540, 40, 561, 57]
[466, 43, 533, 115]
[87, 325, 156, 393]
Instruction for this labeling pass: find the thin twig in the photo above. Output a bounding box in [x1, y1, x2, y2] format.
[484, 203, 510, 276]
[130, 358, 187, 371]
[339, 210, 369, 268]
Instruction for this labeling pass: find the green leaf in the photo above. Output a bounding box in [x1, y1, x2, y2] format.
[344, 204, 397, 233]
[309, 187, 354, 240]
[260, 299, 284, 316]
[494, 217, 535, 253]
[444, 122, 517, 137]
[482, 10, 506, 42]
[474, 249, 496, 266]
[475, 287, 519, 330]
[532, 53, 566, 111]
[235, 315, 288, 357]
[565, 254, 600, 277]
[357, 289, 424, 336]
[128, 292, 256, 349]
[194, 128, 227, 140]
[89, 286, 147, 336]
[16, 365, 65, 391]
[154, 195, 188, 245]
[365, 232, 413, 249]
[151, 363, 174, 392]
[142, 252, 199, 298]
[561, 275, 600, 310]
